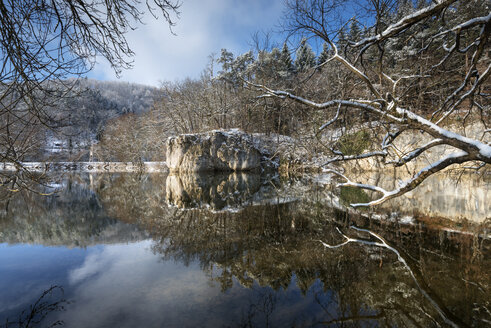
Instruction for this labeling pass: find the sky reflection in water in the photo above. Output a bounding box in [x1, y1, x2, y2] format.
[0, 172, 489, 327]
[0, 241, 346, 327]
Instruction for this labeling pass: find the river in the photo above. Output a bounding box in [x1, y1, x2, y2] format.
[0, 172, 489, 327]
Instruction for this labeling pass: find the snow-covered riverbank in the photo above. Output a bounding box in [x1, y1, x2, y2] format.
[0, 161, 168, 173]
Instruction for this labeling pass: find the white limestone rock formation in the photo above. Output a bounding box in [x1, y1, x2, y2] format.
[166, 130, 274, 173]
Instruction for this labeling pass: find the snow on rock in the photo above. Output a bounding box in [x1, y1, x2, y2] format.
[166, 130, 276, 173]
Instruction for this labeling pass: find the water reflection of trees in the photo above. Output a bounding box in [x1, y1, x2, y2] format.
[0, 174, 147, 246]
[96, 173, 490, 327]
[1, 172, 488, 326]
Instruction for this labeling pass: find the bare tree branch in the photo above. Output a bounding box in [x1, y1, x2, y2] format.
[0, 0, 180, 192]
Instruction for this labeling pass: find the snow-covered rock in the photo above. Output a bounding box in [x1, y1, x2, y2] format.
[166, 130, 274, 173]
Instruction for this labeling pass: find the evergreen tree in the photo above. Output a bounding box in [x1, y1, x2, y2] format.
[255, 48, 282, 80]
[317, 42, 331, 66]
[337, 27, 347, 51]
[217, 49, 254, 87]
[217, 49, 235, 74]
[295, 38, 316, 72]
[270, 47, 282, 68]
[279, 42, 294, 74]
[348, 20, 362, 43]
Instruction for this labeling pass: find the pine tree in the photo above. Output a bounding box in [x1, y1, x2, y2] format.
[337, 27, 347, 51]
[270, 47, 282, 67]
[256, 48, 282, 79]
[217, 49, 234, 74]
[217, 49, 254, 87]
[295, 38, 316, 72]
[348, 20, 362, 43]
[317, 42, 331, 66]
[279, 42, 294, 74]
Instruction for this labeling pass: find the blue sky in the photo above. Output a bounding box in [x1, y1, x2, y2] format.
[88, 0, 286, 86]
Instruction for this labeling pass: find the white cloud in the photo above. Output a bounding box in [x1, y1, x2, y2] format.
[62, 241, 250, 328]
[89, 0, 285, 86]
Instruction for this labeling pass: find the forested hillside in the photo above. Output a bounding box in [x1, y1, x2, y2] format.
[38, 79, 160, 161]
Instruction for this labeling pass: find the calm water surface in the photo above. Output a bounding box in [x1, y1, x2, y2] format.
[0, 173, 489, 327]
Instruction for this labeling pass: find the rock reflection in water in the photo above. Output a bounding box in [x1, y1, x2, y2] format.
[0, 173, 489, 327]
[118, 173, 491, 326]
[145, 198, 490, 327]
[97, 173, 490, 326]
[165, 172, 284, 211]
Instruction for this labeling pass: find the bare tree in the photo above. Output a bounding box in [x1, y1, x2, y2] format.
[248, 0, 490, 207]
[0, 0, 179, 191]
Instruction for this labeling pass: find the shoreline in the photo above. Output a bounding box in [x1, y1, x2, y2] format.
[0, 161, 168, 173]
[1, 160, 488, 176]
[0, 161, 488, 226]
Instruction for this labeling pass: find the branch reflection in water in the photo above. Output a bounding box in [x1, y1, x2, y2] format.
[0, 172, 489, 327]
[2, 286, 68, 328]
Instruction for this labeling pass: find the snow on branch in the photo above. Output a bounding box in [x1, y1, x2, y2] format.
[352, 0, 458, 48]
[324, 169, 389, 196]
[318, 104, 340, 132]
[435, 13, 491, 37]
[398, 107, 491, 161]
[382, 74, 431, 98]
[435, 63, 491, 125]
[243, 1, 490, 209]
[322, 150, 387, 165]
[386, 138, 445, 167]
[432, 13, 490, 67]
[331, 54, 381, 99]
[245, 80, 404, 123]
[381, 130, 403, 149]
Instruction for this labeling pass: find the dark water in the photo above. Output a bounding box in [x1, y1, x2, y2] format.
[0, 173, 489, 327]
